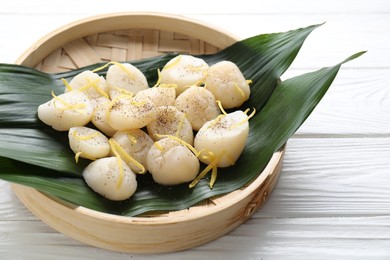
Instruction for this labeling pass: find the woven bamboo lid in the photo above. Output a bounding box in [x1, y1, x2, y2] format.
[12, 12, 285, 253]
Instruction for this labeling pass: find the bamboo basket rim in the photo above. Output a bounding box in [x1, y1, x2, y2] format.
[16, 12, 239, 67]
[56, 149, 284, 224]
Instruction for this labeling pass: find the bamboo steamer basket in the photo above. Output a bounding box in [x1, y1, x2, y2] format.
[11, 12, 285, 254]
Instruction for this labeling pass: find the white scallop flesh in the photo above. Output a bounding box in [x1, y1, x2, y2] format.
[147, 106, 194, 145]
[146, 138, 200, 185]
[194, 110, 249, 167]
[112, 129, 154, 173]
[68, 126, 110, 160]
[83, 157, 137, 201]
[204, 61, 250, 109]
[106, 62, 148, 99]
[135, 87, 176, 107]
[66, 70, 108, 99]
[90, 97, 117, 137]
[175, 86, 220, 131]
[159, 54, 209, 95]
[37, 90, 93, 131]
[108, 95, 157, 131]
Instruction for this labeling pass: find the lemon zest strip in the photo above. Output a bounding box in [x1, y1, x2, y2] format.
[156, 134, 200, 157]
[78, 78, 109, 99]
[126, 132, 138, 144]
[230, 108, 256, 129]
[159, 83, 178, 89]
[233, 82, 246, 99]
[78, 78, 99, 92]
[109, 139, 146, 174]
[189, 151, 224, 189]
[210, 165, 218, 188]
[109, 139, 125, 189]
[75, 152, 82, 163]
[113, 62, 136, 80]
[92, 61, 136, 80]
[152, 69, 162, 88]
[72, 130, 99, 141]
[51, 91, 86, 113]
[162, 55, 182, 70]
[105, 98, 116, 127]
[110, 85, 134, 97]
[154, 141, 164, 151]
[216, 100, 227, 115]
[91, 62, 112, 73]
[61, 78, 73, 91]
[74, 151, 97, 163]
[115, 157, 125, 190]
[175, 113, 187, 137]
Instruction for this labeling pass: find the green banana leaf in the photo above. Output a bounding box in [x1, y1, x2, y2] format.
[0, 24, 365, 216]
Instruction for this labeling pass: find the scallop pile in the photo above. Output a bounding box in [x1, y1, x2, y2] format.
[37, 55, 254, 201]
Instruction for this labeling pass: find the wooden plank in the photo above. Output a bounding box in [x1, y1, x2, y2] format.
[257, 137, 390, 218]
[0, 181, 36, 221]
[291, 69, 390, 135]
[1, 216, 389, 259]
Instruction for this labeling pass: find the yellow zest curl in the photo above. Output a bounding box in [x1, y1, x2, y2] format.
[162, 55, 182, 70]
[126, 132, 138, 144]
[92, 61, 136, 80]
[109, 139, 125, 190]
[154, 141, 164, 151]
[74, 151, 97, 163]
[216, 100, 227, 115]
[75, 152, 82, 163]
[72, 130, 99, 141]
[51, 91, 86, 113]
[109, 139, 146, 174]
[230, 108, 256, 129]
[159, 83, 178, 89]
[189, 150, 225, 188]
[92, 62, 112, 73]
[110, 85, 134, 97]
[175, 113, 187, 137]
[78, 78, 109, 99]
[155, 134, 200, 157]
[233, 82, 246, 99]
[61, 78, 73, 91]
[152, 69, 162, 88]
[153, 68, 178, 88]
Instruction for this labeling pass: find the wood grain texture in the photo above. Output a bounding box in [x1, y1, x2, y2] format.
[292, 69, 390, 135]
[258, 138, 390, 218]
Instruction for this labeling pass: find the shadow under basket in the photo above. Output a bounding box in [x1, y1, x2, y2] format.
[12, 12, 285, 254]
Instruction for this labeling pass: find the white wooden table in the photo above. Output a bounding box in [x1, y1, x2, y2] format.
[1, 0, 389, 259]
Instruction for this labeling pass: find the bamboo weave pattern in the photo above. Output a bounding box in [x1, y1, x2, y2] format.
[35, 29, 220, 73]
